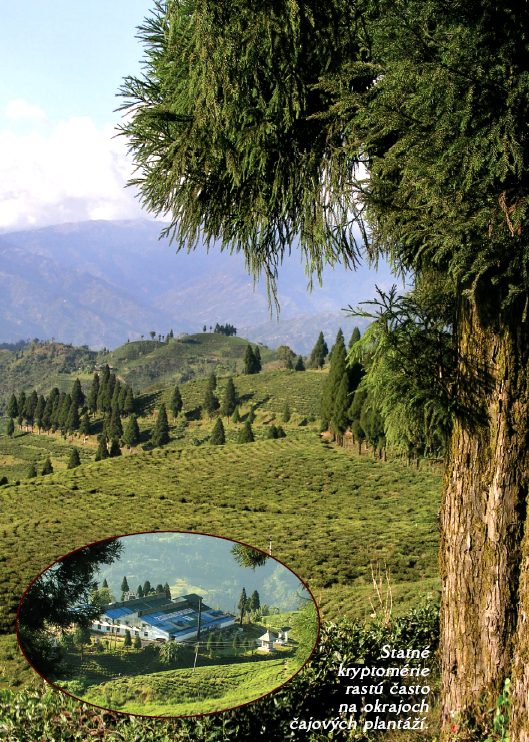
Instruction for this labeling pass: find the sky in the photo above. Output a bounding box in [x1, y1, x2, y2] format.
[0, 0, 158, 232]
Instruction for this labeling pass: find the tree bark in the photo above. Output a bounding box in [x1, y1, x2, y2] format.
[440, 289, 529, 740]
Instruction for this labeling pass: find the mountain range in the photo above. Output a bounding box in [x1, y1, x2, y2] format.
[0, 219, 401, 354]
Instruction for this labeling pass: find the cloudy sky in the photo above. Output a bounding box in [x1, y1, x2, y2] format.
[0, 0, 158, 232]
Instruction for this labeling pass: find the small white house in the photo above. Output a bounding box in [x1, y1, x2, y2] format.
[257, 630, 277, 652]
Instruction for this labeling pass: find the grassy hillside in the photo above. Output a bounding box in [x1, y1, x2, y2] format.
[0, 433, 441, 691]
[0, 333, 287, 412]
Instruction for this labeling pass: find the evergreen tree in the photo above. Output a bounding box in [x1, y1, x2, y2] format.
[231, 405, 240, 424]
[207, 372, 217, 392]
[209, 417, 225, 445]
[66, 401, 80, 434]
[27, 462, 37, 478]
[102, 578, 109, 589]
[109, 438, 122, 457]
[220, 377, 237, 422]
[7, 394, 18, 420]
[331, 374, 350, 446]
[121, 577, 130, 593]
[349, 388, 367, 454]
[237, 421, 254, 443]
[152, 403, 170, 446]
[254, 346, 262, 372]
[266, 424, 278, 439]
[143, 580, 151, 596]
[246, 406, 255, 424]
[295, 355, 305, 371]
[95, 435, 109, 461]
[122, 414, 140, 447]
[164, 582, 171, 599]
[35, 395, 45, 432]
[6, 418, 14, 438]
[348, 327, 361, 349]
[25, 390, 38, 431]
[169, 385, 183, 420]
[276, 425, 287, 438]
[310, 333, 328, 369]
[124, 629, 132, 648]
[276, 345, 295, 369]
[232, 633, 239, 655]
[282, 401, 291, 423]
[133, 635, 142, 649]
[79, 413, 91, 437]
[243, 344, 258, 374]
[202, 387, 219, 420]
[41, 457, 53, 475]
[250, 590, 260, 612]
[238, 588, 247, 625]
[122, 386, 135, 416]
[111, 380, 121, 411]
[67, 447, 81, 469]
[71, 378, 85, 409]
[108, 407, 123, 440]
[136, 584, 144, 598]
[155, 583, 164, 594]
[207, 632, 214, 656]
[17, 391, 26, 426]
[320, 329, 347, 434]
[87, 373, 99, 414]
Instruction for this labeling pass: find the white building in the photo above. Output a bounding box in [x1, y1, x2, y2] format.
[91, 593, 235, 643]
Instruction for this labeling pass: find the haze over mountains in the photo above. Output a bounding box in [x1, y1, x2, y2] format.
[0, 219, 400, 354]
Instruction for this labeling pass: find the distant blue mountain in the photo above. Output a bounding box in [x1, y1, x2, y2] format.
[0, 219, 402, 352]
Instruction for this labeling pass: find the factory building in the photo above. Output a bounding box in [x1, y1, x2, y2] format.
[91, 592, 235, 643]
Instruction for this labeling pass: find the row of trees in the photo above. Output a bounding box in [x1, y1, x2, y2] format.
[86, 366, 135, 418]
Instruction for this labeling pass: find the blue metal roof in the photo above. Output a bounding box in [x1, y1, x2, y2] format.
[105, 607, 134, 619]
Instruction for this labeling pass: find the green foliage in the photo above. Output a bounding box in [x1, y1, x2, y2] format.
[209, 417, 225, 446]
[7, 394, 18, 419]
[133, 634, 142, 649]
[73, 624, 92, 647]
[95, 435, 109, 461]
[67, 447, 81, 469]
[310, 333, 328, 370]
[41, 457, 53, 476]
[231, 405, 240, 424]
[124, 629, 132, 648]
[294, 355, 305, 372]
[243, 345, 260, 375]
[202, 387, 219, 419]
[109, 438, 122, 458]
[220, 377, 237, 421]
[27, 462, 37, 479]
[276, 346, 296, 370]
[281, 402, 290, 423]
[152, 403, 170, 447]
[231, 545, 269, 571]
[122, 413, 140, 447]
[237, 422, 254, 444]
[121, 576, 129, 593]
[246, 406, 255, 424]
[159, 641, 180, 664]
[5, 418, 14, 438]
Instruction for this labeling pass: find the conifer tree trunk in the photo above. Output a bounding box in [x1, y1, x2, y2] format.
[439, 290, 529, 740]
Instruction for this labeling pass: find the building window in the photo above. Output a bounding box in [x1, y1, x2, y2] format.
[144, 632, 148, 637]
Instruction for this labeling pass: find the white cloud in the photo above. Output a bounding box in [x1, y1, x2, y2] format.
[0, 113, 149, 232]
[6, 99, 47, 123]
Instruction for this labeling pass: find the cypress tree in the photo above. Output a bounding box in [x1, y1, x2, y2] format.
[207, 372, 217, 392]
[133, 635, 142, 649]
[348, 327, 361, 349]
[203, 387, 219, 420]
[295, 355, 305, 371]
[79, 413, 91, 437]
[17, 391, 26, 426]
[209, 417, 225, 445]
[7, 394, 18, 420]
[331, 374, 350, 446]
[155, 583, 164, 594]
[87, 373, 100, 414]
[320, 329, 347, 432]
[41, 457, 53, 475]
[6, 418, 14, 438]
[247, 406, 255, 424]
[169, 385, 183, 420]
[67, 447, 81, 469]
[27, 462, 37, 478]
[276, 425, 287, 438]
[143, 580, 151, 596]
[124, 629, 132, 648]
[152, 403, 170, 446]
[109, 438, 122, 457]
[237, 421, 254, 443]
[232, 405, 240, 424]
[250, 590, 260, 612]
[25, 390, 38, 431]
[136, 584, 144, 598]
[310, 332, 328, 369]
[35, 395, 45, 432]
[108, 407, 123, 440]
[220, 377, 237, 422]
[66, 401, 80, 434]
[254, 346, 262, 372]
[121, 576, 130, 593]
[282, 401, 291, 423]
[243, 345, 258, 374]
[164, 582, 171, 599]
[122, 414, 140, 447]
[71, 378, 85, 409]
[238, 588, 247, 625]
[123, 386, 135, 416]
[95, 435, 109, 461]
[266, 424, 278, 439]
[111, 380, 121, 411]
[102, 578, 109, 589]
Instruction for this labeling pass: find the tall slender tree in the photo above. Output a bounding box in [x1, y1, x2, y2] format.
[152, 403, 170, 447]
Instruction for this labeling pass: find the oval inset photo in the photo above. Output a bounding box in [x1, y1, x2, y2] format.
[17, 532, 319, 717]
